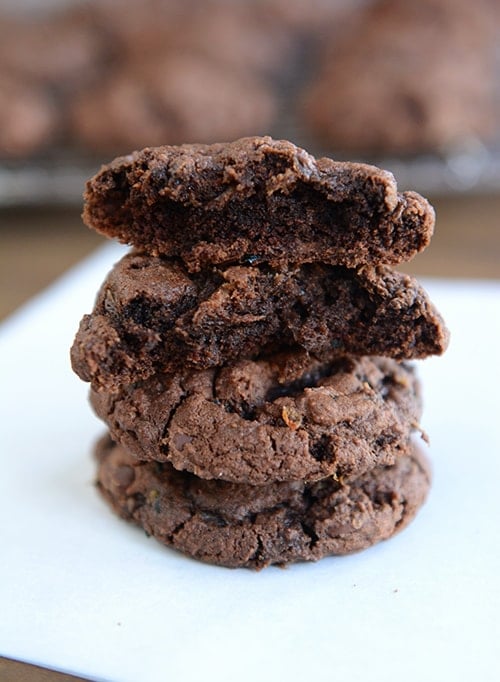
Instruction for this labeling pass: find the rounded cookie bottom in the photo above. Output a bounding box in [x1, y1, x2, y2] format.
[95, 435, 431, 569]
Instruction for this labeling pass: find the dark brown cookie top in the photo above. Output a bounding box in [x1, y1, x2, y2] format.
[70, 252, 448, 393]
[90, 351, 422, 485]
[95, 434, 430, 569]
[83, 136, 434, 270]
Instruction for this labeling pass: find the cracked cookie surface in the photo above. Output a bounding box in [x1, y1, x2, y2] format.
[90, 350, 422, 484]
[83, 136, 434, 271]
[95, 434, 430, 569]
[71, 251, 449, 393]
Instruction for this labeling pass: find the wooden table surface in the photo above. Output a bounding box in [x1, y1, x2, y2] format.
[1, 193, 499, 321]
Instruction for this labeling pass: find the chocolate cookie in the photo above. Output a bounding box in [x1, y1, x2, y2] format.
[71, 56, 276, 154]
[95, 434, 430, 568]
[161, 0, 294, 77]
[301, 0, 498, 155]
[90, 351, 422, 485]
[265, 0, 354, 32]
[0, 6, 104, 88]
[82, 136, 434, 271]
[71, 252, 448, 393]
[0, 74, 59, 158]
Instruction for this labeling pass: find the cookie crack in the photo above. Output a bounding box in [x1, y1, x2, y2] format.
[265, 356, 354, 401]
[249, 533, 265, 565]
[394, 497, 408, 530]
[168, 517, 191, 541]
[299, 518, 319, 548]
[211, 367, 222, 401]
[159, 384, 189, 454]
[105, 391, 121, 420]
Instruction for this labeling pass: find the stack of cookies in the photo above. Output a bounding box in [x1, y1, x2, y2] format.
[71, 137, 448, 568]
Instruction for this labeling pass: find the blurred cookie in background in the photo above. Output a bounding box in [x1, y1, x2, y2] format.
[0, 4, 106, 90]
[70, 53, 277, 152]
[90, 0, 188, 59]
[0, 3, 108, 158]
[144, 0, 295, 78]
[0, 0, 286, 158]
[301, 0, 499, 155]
[0, 74, 59, 158]
[264, 0, 365, 34]
[1, 0, 499, 164]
